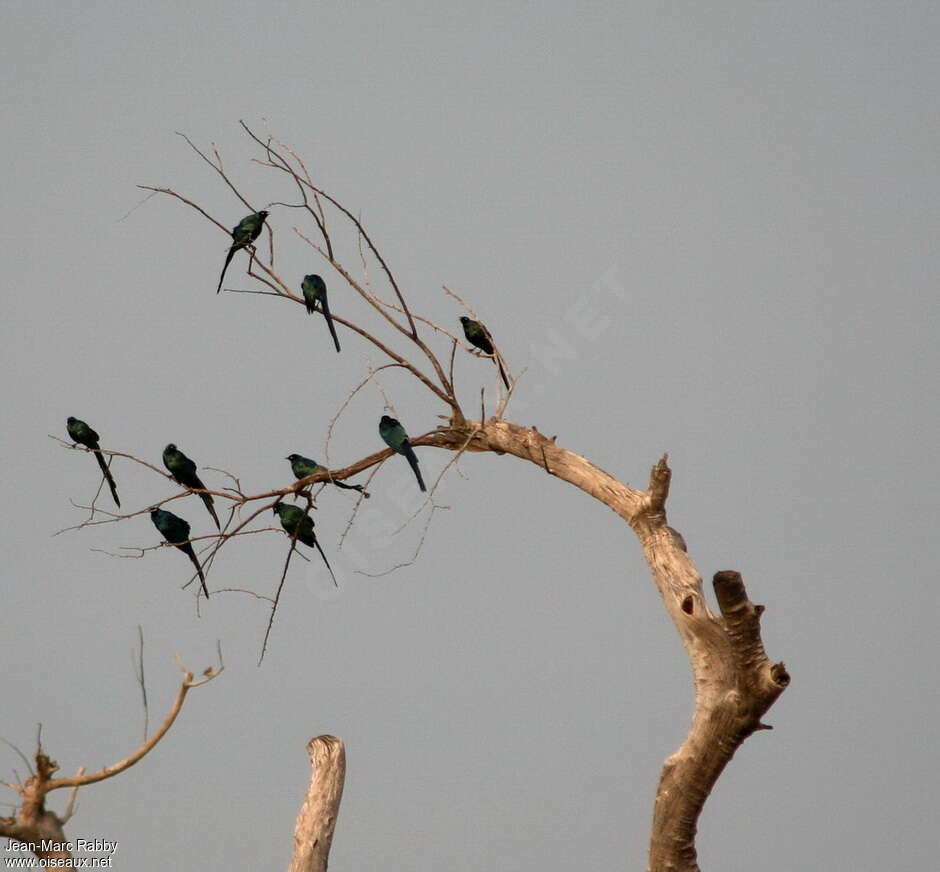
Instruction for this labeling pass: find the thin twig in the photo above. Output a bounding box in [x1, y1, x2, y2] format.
[175, 132, 255, 213]
[442, 284, 479, 318]
[324, 363, 409, 467]
[60, 767, 85, 823]
[135, 626, 149, 741]
[338, 466, 382, 549]
[0, 739, 34, 778]
[387, 425, 479, 538]
[356, 504, 443, 578]
[259, 496, 310, 664]
[213, 587, 276, 604]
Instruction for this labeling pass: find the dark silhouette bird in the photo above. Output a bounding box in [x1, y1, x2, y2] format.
[162, 444, 220, 530]
[379, 415, 426, 492]
[272, 502, 337, 586]
[459, 316, 510, 389]
[301, 274, 341, 353]
[217, 210, 269, 294]
[66, 416, 120, 507]
[150, 508, 208, 598]
[286, 454, 366, 494]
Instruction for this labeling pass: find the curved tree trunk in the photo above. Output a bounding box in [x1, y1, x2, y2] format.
[419, 418, 791, 871]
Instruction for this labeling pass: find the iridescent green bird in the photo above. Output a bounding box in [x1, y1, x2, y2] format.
[272, 502, 337, 586]
[286, 454, 366, 494]
[216, 210, 269, 294]
[459, 316, 510, 389]
[301, 274, 341, 353]
[66, 416, 120, 507]
[150, 508, 209, 598]
[379, 415, 426, 492]
[162, 444, 221, 530]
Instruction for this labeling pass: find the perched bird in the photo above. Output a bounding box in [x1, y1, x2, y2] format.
[66, 416, 120, 507]
[162, 444, 221, 530]
[150, 508, 209, 598]
[459, 316, 510, 389]
[272, 502, 337, 586]
[379, 415, 426, 492]
[216, 210, 269, 294]
[286, 454, 366, 494]
[301, 274, 341, 353]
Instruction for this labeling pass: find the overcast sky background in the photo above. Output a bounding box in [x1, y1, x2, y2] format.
[2, 2, 938, 869]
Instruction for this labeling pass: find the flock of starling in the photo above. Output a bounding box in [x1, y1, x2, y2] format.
[65, 210, 510, 600]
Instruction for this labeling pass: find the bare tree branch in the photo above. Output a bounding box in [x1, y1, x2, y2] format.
[175, 132, 256, 213]
[0, 657, 223, 862]
[47, 662, 223, 791]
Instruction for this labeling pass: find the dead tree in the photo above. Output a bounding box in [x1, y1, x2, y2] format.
[54, 123, 789, 870]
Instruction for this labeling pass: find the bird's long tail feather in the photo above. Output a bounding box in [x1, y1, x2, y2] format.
[313, 537, 338, 587]
[181, 543, 209, 598]
[93, 450, 120, 507]
[402, 442, 426, 492]
[200, 492, 221, 530]
[495, 354, 511, 391]
[332, 479, 366, 494]
[217, 244, 238, 294]
[320, 295, 341, 353]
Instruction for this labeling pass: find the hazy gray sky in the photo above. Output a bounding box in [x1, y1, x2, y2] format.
[3, 2, 938, 869]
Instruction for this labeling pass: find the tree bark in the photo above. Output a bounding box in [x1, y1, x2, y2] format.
[645, 570, 789, 872]
[290, 735, 346, 872]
